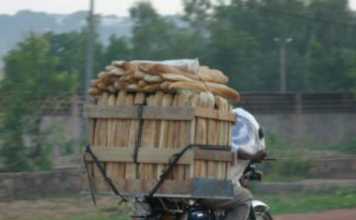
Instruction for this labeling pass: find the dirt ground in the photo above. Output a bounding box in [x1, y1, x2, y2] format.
[1, 197, 356, 220]
[0, 196, 126, 220]
[275, 208, 356, 220]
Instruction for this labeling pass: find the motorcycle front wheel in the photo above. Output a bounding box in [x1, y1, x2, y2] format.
[253, 210, 273, 220]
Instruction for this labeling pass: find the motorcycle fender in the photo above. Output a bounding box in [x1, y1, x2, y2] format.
[252, 200, 270, 211]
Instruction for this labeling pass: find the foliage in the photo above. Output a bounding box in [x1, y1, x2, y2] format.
[123, 0, 356, 92]
[0, 34, 77, 171]
[2, 0, 356, 171]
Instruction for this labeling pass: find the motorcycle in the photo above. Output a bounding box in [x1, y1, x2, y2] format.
[133, 159, 273, 220]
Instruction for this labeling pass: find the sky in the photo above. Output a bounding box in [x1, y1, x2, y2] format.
[0, 0, 183, 16]
[0, 0, 354, 16]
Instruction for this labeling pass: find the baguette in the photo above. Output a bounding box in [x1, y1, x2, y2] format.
[198, 66, 229, 84]
[161, 73, 195, 82]
[142, 83, 161, 93]
[88, 87, 101, 96]
[168, 81, 207, 93]
[206, 82, 240, 102]
[143, 74, 162, 83]
[132, 70, 145, 80]
[141, 63, 200, 80]
[111, 60, 125, 67]
[108, 67, 126, 76]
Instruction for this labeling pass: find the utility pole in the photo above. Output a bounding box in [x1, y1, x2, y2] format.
[82, 0, 95, 142]
[85, 0, 95, 101]
[274, 37, 293, 93]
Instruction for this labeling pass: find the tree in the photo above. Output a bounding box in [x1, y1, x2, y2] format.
[104, 35, 132, 64]
[129, 2, 184, 60]
[48, 30, 105, 94]
[0, 34, 77, 171]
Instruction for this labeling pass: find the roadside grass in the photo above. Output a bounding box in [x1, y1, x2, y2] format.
[54, 213, 129, 220]
[34, 189, 356, 220]
[257, 188, 356, 215]
[2, 189, 356, 220]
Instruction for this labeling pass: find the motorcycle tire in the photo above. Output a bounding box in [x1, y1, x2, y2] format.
[254, 210, 273, 220]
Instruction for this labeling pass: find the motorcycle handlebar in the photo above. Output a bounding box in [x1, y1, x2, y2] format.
[264, 158, 277, 161]
[250, 158, 277, 164]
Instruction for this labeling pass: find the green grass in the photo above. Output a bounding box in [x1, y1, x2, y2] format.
[6, 189, 356, 220]
[40, 190, 356, 219]
[258, 188, 356, 215]
[65, 214, 129, 220]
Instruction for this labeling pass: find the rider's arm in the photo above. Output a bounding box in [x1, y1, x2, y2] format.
[237, 149, 267, 162]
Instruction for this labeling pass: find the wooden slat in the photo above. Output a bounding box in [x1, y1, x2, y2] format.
[194, 149, 233, 162]
[145, 106, 194, 121]
[85, 105, 236, 122]
[88, 119, 95, 145]
[88, 147, 232, 164]
[195, 107, 236, 122]
[85, 105, 194, 120]
[89, 147, 194, 164]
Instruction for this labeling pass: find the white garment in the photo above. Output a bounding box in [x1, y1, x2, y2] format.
[131, 59, 200, 74]
[229, 108, 266, 186]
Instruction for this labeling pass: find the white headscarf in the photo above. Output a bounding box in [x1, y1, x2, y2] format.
[231, 108, 266, 155]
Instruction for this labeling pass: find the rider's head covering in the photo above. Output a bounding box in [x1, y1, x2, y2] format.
[231, 108, 266, 155]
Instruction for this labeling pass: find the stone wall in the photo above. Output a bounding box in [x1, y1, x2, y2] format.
[0, 168, 81, 200]
[253, 179, 356, 194]
[1, 169, 355, 201]
[310, 158, 356, 179]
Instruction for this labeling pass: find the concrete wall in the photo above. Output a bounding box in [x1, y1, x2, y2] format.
[255, 113, 356, 145]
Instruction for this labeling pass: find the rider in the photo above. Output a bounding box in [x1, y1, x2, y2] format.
[204, 107, 267, 220]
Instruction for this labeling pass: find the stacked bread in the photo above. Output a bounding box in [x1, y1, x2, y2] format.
[86, 61, 237, 188]
[88, 61, 240, 102]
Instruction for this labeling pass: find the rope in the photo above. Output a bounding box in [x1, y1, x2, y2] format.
[83, 152, 97, 205]
[133, 104, 144, 164]
[147, 144, 231, 198]
[83, 145, 128, 202]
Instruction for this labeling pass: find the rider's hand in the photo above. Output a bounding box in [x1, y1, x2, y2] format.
[253, 150, 267, 162]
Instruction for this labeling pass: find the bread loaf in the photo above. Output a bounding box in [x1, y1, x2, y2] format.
[90, 60, 240, 103]
[161, 73, 195, 82]
[198, 66, 229, 84]
[206, 82, 240, 102]
[168, 81, 207, 93]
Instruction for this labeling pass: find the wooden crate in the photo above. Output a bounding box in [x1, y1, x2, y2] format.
[84, 92, 235, 197]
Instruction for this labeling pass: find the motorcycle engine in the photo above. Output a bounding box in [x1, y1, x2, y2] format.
[187, 208, 215, 220]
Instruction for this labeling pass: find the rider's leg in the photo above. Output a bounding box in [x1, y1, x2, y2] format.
[225, 187, 252, 220]
[205, 187, 252, 220]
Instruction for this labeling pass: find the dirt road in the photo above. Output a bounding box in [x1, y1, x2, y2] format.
[275, 209, 356, 220]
